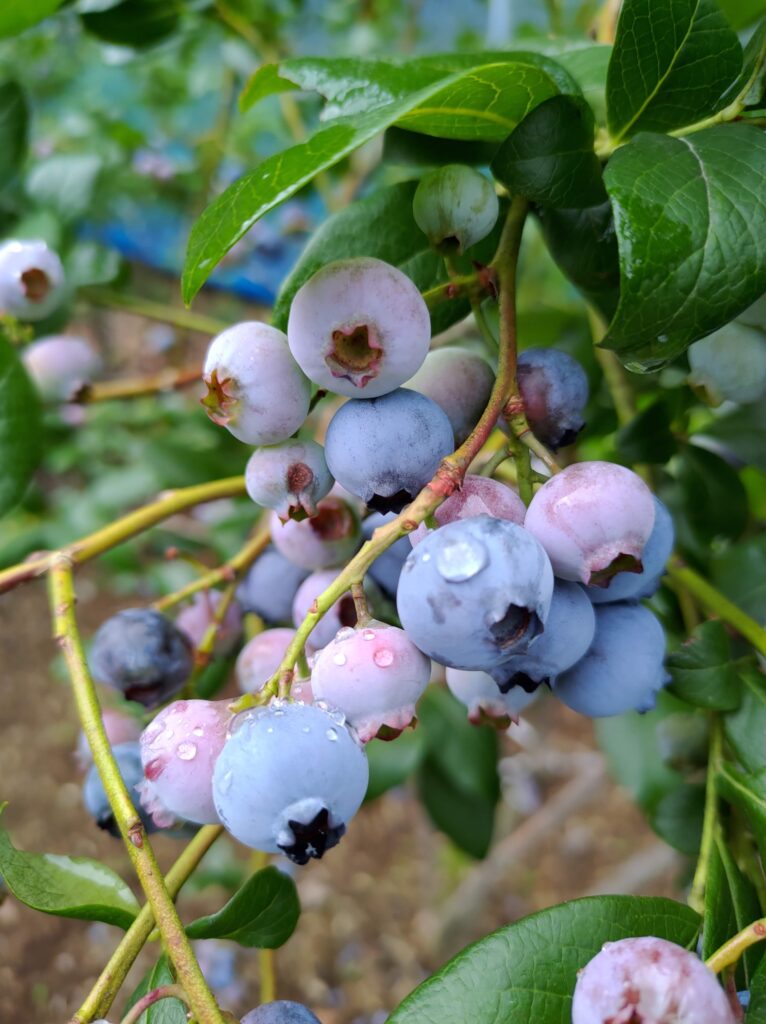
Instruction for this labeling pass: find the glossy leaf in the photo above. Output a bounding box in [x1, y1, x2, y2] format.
[80, 0, 180, 48]
[0, 0, 63, 39]
[717, 762, 766, 852]
[674, 445, 748, 546]
[365, 730, 424, 803]
[649, 782, 705, 855]
[186, 866, 299, 948]
[0, 332, 43, 516]
[417, 757, 496, 860]
[0, 81, 28, 189]
[0, 804, 138, 929]
[382, 127, 499, 167]
[718, 0, 766, 30]
[701, 835, 762, 986]
[606, 0, 742, 140]
[667, 620, 741, 711]
[124, 956, 186, 1024]
[602, 125, 766, 371]
[388, 896, 700, 1024]
[724, 668, 766, 775]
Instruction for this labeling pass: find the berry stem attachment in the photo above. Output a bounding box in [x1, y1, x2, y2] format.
[73, 824, 223, 1023]
[120, 985, 190, 1024]
[689, 715, 722, 914]
[48, 558, 225, 1024]
[668, 561, 766, 659]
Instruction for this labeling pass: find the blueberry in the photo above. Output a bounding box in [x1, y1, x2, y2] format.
[175, 590, 243, 654]
[22, 335, 102, 402]
[492, 580, 596, 692]
[552, 602, 668, 717]
[241, 1001, 321, 1024]
[245, 439, 334, 521]
[412, 165, 499, 253]
[396, 515, 554, 671]
[202, 322, 311, 445]
[138, 699, 230, 826]
[445, 667, 540, 726]
[572, 936, 736, 1024]
[588, 497, 674, 604]
[270, 495, 361, 570]
[213, 702, 368, 862]
[236, 628, 297, 694]
[89, 609, 193, 708]
[406, 346, 495, 445]
[76, 709, 142, 770]
[688, 320, 766, 405]
[311, 620, 431, 741]
[237, 547, 310, 624]
[83, 742, 158, 837]
[292, 569, 360, 650]
[524, 462, 656, 586]
[362, 512, 412, 598]
[515, 347, 588, 450]
[324, 388, 454, 513]
[409, 474, 525, 547]
[287, 257, 431, 399]
[0, 239, 66, 321]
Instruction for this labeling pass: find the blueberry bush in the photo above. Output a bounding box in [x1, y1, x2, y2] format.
[1, 1, 766, 1022]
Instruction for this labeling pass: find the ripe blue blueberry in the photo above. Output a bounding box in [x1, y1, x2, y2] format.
[0, 239, 66, 321]
[237, 547, 310, 625]
[213, 701, 369, 863]
[270, 495, 361, 570]
[287, 257, 431, 399]
[22, 335, 102, 402]
[524, 461, 656, 587]
[396, 515, 554, 671]
[552, 602, 669, 717]
[324, 388, 454, 513]
[83, 742, 158, 837]
[202, 322, 311, 445]
[412, 164, 499, 253]
[362, 512, 412, 598]
[688, 321, 766, 405]
[445, 667, 540, 726]
[89, 609, 193, 708]
[406, 346, 495, 445]
[516, 347, 588, 450]
[241, 1001, 321, 1024]
[245, 439, 334, 521]
[409, 474, 525, 547]
[492, 580, 596, 693]
[588, 497, 674, 604]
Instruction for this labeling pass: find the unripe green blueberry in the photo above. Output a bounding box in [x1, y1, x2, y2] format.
[413, 165, 499, 253]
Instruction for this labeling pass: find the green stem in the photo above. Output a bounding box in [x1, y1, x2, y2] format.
[509, 435, 534, 505]
[259, 948, 276, 1004]
[706, 917, 766, 976]
[689, 716, 722, 914]
[421, 271, 483, 310]
[480, 445, 512, 478]
[80, 288, 228, 336]
[120, 985, 189, 1024]
[48, 559, 224, 1024]
[668, 562, 766, 658]
[471, 297, 499, 353]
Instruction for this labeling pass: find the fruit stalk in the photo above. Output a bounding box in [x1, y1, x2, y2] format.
[48, 557, 225, 1024]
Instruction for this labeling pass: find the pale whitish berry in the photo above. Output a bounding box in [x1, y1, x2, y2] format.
[406, 346, 495, 445]
[409, 474, 525, 546]
[22, 335, 102, 402]
[245, 439, 333, 521]
[175, 590, 243, 655]
[292, 569, 359, 650]
[269, 496, 361, 570]
[445, 667, 540, 726]
[236, 628, 297, 695]
[0, 239, 66, 321]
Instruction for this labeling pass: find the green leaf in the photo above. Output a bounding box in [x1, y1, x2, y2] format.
[698, 402, 766, 473]
[602, 125, 766, 371]
[0, 0, 63, 39]
[388, 896, 700, 1024]
[365, 730, 424, 803]
[185, 866, 299, 948]
[718, 0, 766, 30]
[724, 668, 766, 775]
[491, 95, 604, 209]
[616, 401, 677, 465]
[0, 81, 28, 190]
[125, 956, 185, 1024]
[606, 0, 742, 140]
[382, 127, 499, 168]
[0, 803, 138, 929]
[650, 782, 705, 855]
[667, 620, 741, 711]
[553, 44, 611, 125]
[701, 834, 762, 986]
[272, 180, 505, 335]
[747, 952, 766, 1023]
[712, 537, 766, 624]
[26, 153, 103, 221]
[183, 56, 577, 302]
[674, 445, 748, 546]
[80, 0, 181, 48]
[417, 757, 496, 859]
[0, 333, 43, 516]
[717, 762, 766, 851]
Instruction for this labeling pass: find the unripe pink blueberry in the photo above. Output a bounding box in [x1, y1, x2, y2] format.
[269, 496, 361, 570]
[445, 667, 540, 726]
[572, 936, 736, 1024]
[76, 709, 142, 770]
[138, 699, 231, 826]
[311, 620, 431, 741]
[22, 335, 102, 402]
[245, 439, 334, 521]
[202, 322, 311, 445]
[287, 257, 431, 399]
[409, 474, 526, 546]
[524, 462, 655, 586]
[406, 346, 495, 445]
[237, 628, 297, 695]
[0, 239, 66, 321]
[292, 570, 359, 650]
[175, 591, 243, 655]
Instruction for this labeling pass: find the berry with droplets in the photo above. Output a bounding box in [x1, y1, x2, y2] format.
[311, 620, 431, 741]
[409, 474, 525, 547]
[212, 701, 368, 863]
[270, 496, 361, 570]
[413, 165, 499, 253]
[287, 257, 431, 399]
[406, 346, 495, 445]
[245, 439, 334, 521]
[0, 239, 66, 321]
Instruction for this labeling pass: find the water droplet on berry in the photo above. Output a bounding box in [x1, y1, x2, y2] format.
[333, 652, 347, 666]
[373, 648, 394, 667]
[422, 552, 431, 562]
[272, 708, 285, 717]
[335, 626, 355, 641]
[435, 535, 487, 582]
[266, 726, 274, 734]
[219, 770, 233, 794]
[177, 742, 197, 761]
[192, 726, 204, 737]
[301, 726, 311, 733]
[362, 629, 376, 641]
[326, 728, 338, 741]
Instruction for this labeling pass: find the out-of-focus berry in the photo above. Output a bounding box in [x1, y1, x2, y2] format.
[269, 496, 361, 570]
[362, 512, 412, 598]
[83, 742, 158, 837]
[245, 439, 333, 521]
[413, 165, 499, 252]
[76, 709, 142, 770]
[0, 239, 66, 321]
[688, 321, 766, 405]
[409, 474, 525, 546]
[406, 346, 495, 445]
[237, 547, 310, 625]
[292, 570, 359, 650]
[446, 667, 540, 726]
[22, 335, 102, 402]
[175, 591, 243, 655]
[236, 628, 297, 694]
[241, 1000, 321, 1024]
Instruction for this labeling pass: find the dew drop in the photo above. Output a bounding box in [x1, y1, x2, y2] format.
[177, 742, 197, 761]
[266, 726, 274, 734]
[326, 728, 338, 741]
[335, 626, 355, 642]
[192, 726, 204, 737]
[301, 726, 311, 734]
[219, 770, 233, 794]
[435, 535, 487, 582]
[373, 648, 394, 667]
[421, 552, 431, 563]
[333, 652, 347, 666]
[362, 629, 376, 641]
[272, 708, 285, 717]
